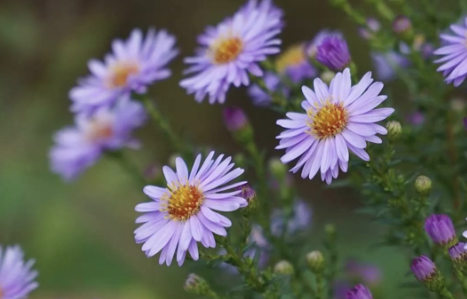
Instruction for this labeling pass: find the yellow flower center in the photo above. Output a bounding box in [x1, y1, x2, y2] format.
[108, 62, 140, 88]
[161, 183, 205, 221]
[85, 120, 113, 143]
[211, 37, 244, 64]
[307, 100, 348, 139]
[275, 44, 306, 74]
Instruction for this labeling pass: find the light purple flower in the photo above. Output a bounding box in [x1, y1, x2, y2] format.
[276, 68, 394, 184]
[0, 245, 38, 299]
[70, 28, 178, 114]
[317, 36, 351, 71]
[434, 18, 467, 86]
[358, 18, 381, 40]
[50, 100, 146, 180]
[411, 255, 437, 281]
[134, 152, 248, 266]
[371, 51, 410, 81]
[424, 214, 457, 246]
[247, 72, 283, 106]
[275, 44, 317, 83]
[223, 107, 249, 131]
[271, 200, 312, 235]
[345, 284, 373, 299]
[180, 0, 283, 104]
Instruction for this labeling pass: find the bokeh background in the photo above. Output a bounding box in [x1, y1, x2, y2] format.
[0, 0, 410, 298]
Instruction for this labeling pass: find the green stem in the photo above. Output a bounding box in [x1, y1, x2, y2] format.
[438, 287, 455, 299]
[316, 274, 324, 299]
[455, 269, 467, 298]
[107, 151, 146, 186]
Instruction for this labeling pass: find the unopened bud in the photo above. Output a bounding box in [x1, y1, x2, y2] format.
[269, 157, 287, 179]
[184, 274, 210, 296]
[274, 260, 294, 275]
[393, 15, 412, 36]
[415, 175, 432, 195]
[320, 70, 335, 84]
[238, 184, 256, 204]
[386, 121, 402, 140]
[306, 250, 325, 273]
[411, 256, 445, 292]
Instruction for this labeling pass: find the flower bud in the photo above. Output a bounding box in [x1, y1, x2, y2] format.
[223, 107, 249, 132]
[320, 70, 335, 84]
[274, 260, 294, 275]
[415, 175, 432, 195]
[269, 157, 287, 179]
[392, 15, 412, 36]
[316, 36, 351, 71]
[386, 121, 401, 140]
[345, 284, 373, 299]
[184, 274, 210, 296]
[424, 214, 457, 247]
[306, 250, 325, 273]
[238, 184, 256, 203]
[357, 17, 381, 40]
[449, 242, 467, 262]
[411, 256, 444, 291]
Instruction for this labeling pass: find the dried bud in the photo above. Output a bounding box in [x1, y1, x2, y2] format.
[415, 175, 432, 195]
[274, 260, 294, 275]
[184, 274, 210, 296]
[306, 250, 325, 273]
[386, 121, 401, 140]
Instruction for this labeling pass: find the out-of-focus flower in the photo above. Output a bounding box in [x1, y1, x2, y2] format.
[392, 15, 412, 35]
[0, 245, 38, 299]
[450, 242, 467, 261]
[406, 111, 425, 126]
[274, 260, 294, 275]
[70, 28, 178, 114]
[306, 250, 325, 273]
[271, 200, 312, 235]
[275, 44, 317, 83]
[247, 72, 283, 106]
[424, 214, 457, 246]
[276, 68, 394, 184]
[134, 152, 247, 266]
[345, 260, 382, 285]
[434, 18, 467, 86]
[371, 51, 410, 81]
[316, 36, 351, 71]
[358, 18, 381, 40]
[307, 29, 342, 58]
[180, 0, 284, 104]
[50, 100, 146, 180]
[223, 107, 249, 132]
[345, 284, 373, 299]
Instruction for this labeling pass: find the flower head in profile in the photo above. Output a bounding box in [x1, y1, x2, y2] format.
[70, 28, 178, 114]
[134, 152, 248, 266]
[434, 17, 467, 86]
[275, 43, 317, 83]
[180, 0, 284, 104]
[316, 36, 351, 71]
[50, 100, 146, 180]
[276, 68, 393, 184]
[345, 284, 373, 299]
[307, 29, 342, 58]
[425, 214, 457, 246]
[0, 245, 38, 299]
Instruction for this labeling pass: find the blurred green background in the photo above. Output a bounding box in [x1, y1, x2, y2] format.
[0, 0, 410, 298]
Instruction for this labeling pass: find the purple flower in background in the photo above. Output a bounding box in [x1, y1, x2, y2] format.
[180, 0, 284, 104]
[371, 51, 410, 81]
[247, 72, 283, 106]
[50, 100, 146, 180]
[424, 214, 457, 246]
[307, 29, 343, 58]
[276, 68, 393, 184]
[134, 152, 247, 266]
[345, 260, 382, 285]
[345, 284, 373, 299]
[271, 200, 312, 235]
[275, 44, 317, 83]
[316, 36, 351, 71]
[223, 107, 249, 131]
[0, 245, 38, 299]
[358, 18, 381, 40]
[70, 28, 178, 114]
[411, 256, 437, 281]
[406, 111, 425, 126]
[449, 242, 467, 260]
[434, 17, 467, 86]
[392, 15, 412, 34]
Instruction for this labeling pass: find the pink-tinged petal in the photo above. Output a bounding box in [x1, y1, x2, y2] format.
[202, 168, 244, 192]
[277, 119, 307, 129]
[290, 139, 318, 173]
[204, 190, 242, 199]
[201, 231, 216, 248]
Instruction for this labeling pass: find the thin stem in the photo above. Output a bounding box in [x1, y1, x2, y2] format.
[438, 287, 455, 299]
[316, 275, 324, 299]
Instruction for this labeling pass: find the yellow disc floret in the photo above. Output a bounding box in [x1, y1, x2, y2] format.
[211, 37, 244, 64]
[108, 62, 140, 88]
[161, 183, 205, 221]
[307, 99, 348, 139]
[275, 44, 306, 74]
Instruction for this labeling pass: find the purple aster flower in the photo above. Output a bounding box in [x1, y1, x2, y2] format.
[247, 72, 283, 106]
[371, 51, 410, 81]
[275, 44, 317, 83]
[358, 18, 381, 40]
[180, 0, 284, 104]
[449, 242, 467, 261]
[276, 68, 394, 184]
[271, 200, 312, 235]
[307, 29, 343, 58]
[223, 107, 249, 131]
[345, 284, 373, 299]
[316, 36, 351, 71]
[424, 214, 457, 246]
[345, 260, 382, 285]
[434, 18, 467, 86]
[50, 100, 146, 180]
[134, 152, 248, 266]
[70, 28, 178, 114]
[406, 111, 425, 126]
[411, 256, 437, 281]
[392, 15, 412, 34]
[0, 245, 38, 299]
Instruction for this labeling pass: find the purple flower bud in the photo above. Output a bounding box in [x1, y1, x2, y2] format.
[238, 183, 256, 203]
[358, 18, 381, 40]
[345, 284, 373, 299]
[316, 36, 351, 71]
[449, 242, 467, 261]
[406, 111, 425, 126]
[367, 18, 381, 32]
[223, 107, 249, 131]
[411, 256, 436, 281]
[392, 15, 412, 34]
[424, 214, 457, 246]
